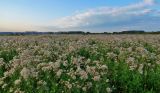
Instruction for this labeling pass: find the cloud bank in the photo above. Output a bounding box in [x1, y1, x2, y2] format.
[44, 0, 159, 32]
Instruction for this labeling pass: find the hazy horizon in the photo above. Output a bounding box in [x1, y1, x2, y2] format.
[0, 0, 160, 32]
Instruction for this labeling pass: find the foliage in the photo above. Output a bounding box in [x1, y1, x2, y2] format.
[0, 35, 160, 93]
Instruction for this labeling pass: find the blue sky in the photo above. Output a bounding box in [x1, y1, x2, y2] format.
[0, 0, 159, 32]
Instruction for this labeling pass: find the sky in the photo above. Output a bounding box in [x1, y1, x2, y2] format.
[0, 0, 160, 32]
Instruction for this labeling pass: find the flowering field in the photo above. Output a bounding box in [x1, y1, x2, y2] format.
[0, 35, 160, 93]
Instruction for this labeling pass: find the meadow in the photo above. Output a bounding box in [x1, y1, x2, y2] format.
[0, 35, 160, 93]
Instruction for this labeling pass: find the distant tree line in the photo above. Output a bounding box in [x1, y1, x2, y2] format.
[56, 31, 85, 34]
[112, 30, 160, 34]
[0, 30, 160, 35]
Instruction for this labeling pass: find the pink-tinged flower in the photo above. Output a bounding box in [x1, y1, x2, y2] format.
[93, 75, 101, 81]
[79, 70, 88, 80]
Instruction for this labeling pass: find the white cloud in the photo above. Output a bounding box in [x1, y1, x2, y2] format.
[45, 0, 158, 32]
[144, 0, 155, 5]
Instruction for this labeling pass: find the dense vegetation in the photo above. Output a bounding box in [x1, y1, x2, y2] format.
[0, 35, 160, 93]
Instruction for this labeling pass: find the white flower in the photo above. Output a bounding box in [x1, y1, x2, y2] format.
[43, 51, 51, 57]
[42, 66, 52, 72]
[37, 63, 47, 69]
[107, 52, 117, 59]
[52, 61, 61, 70]
[82, 87, 87, 91]
[106, 79, 109, 83]
[65, 80, 72, 89]
[4, 71, 12, 77]
[126, 57, 135, 64]
[0, 58, 4, 67]
[106, 87, 112, 93]
[14, 88, 24, 93]
[138, 64, 144, 74]
[79, 70, 88, 80]
[20, 67, 30, 79]
[9, 88, 14, 92]
[0, 80, 4, 86]
[72, 75, 76, 80]
[86, 66, 96, 75]
[127, 47, 132, 52]
[37, 80, 47, 86]
[63, 61, 68, 67]
[129, 65, 136, 71]
[14, 79, 21, 85]
[56, 69, 63, 77]
[136, 47, 148, 54]
[100, 65, 108, 70]
[67, 83, 72, 89]
[2, 83, 7, 89]
[87, 82, 92, 88]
